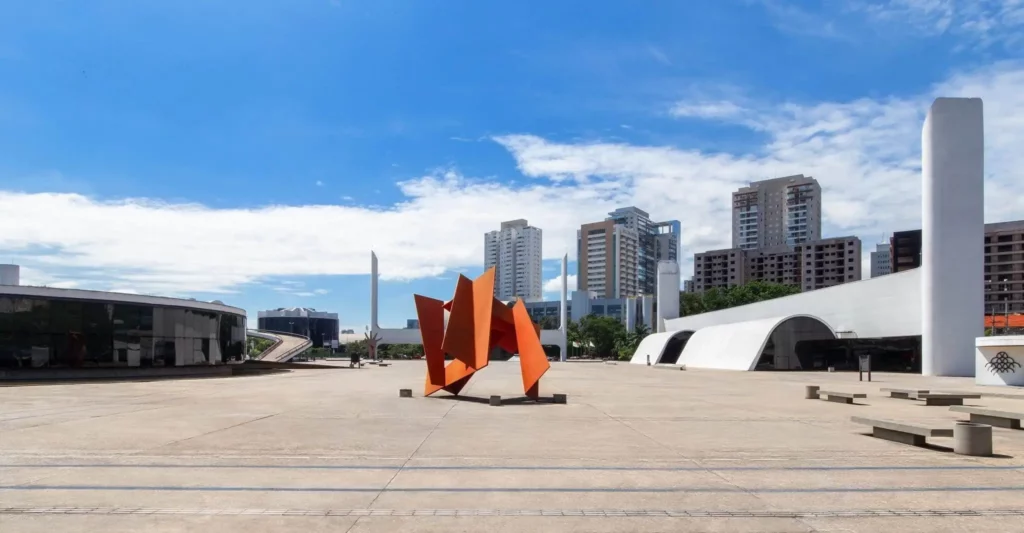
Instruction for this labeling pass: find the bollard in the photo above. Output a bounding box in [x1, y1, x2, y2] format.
[489, 395, 502, 406]
[399, 389, 412, 398]
[827, 366, 835, 373]
[805, 385, 820, 400]
[953, 422, 992, 456]
[553, 394, 567, 404]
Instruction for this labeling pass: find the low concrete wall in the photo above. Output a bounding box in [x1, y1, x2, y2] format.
[0, 365, 233, 382]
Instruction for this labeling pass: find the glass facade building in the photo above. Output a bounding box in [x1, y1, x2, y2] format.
[257, 308, 339, 348]
[0, 288, 246, 369]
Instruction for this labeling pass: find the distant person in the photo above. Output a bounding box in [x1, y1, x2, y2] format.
[350, 350, 361, 368]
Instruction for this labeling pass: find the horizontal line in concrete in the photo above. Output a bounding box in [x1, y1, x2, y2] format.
[2, 463, 1022, 472]
[3, 485, 1024, 494]
[2, 507, 1023, 518]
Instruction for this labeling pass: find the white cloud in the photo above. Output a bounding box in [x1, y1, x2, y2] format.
[670, 100, 750, 121]
[314, 288, 330, 295]
[498, 62, 1024, 278]
[1, 63, 1022, 296]
[315, 180, 324, 186]
[543, 274, 577, 294]
[852, 0, 1024, 49]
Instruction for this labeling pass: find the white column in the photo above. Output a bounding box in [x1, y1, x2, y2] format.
[625, 298, 636, 331]
[370, 251, 379, 332]
[656, 260, 680, 333]
[922, 97, 984, 377]
[559, 254, 568, 362]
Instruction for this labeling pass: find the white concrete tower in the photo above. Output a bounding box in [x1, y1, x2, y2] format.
[559, 254, 568, 362]
[922, 97, 984, 377]
[655, 260, 680, 333]
[370, 251, 379, 332]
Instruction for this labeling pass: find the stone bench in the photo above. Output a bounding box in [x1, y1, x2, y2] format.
[914, 393, 981, 406]
[851, 416, 952, 446]
[950, 406, 1023, 429]
[818, 390, 867, 404]
[880, 388, 930, 399]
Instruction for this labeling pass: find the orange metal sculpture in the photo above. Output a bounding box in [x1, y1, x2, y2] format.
[415, 267, 550, 399]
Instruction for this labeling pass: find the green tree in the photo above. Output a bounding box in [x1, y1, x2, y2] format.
[614, 322, 651, 360]
[579, 315, 627, 358]
[246, 337, 274, 358]
[566, 319, 585, 354]
[679, 281, 800, 316]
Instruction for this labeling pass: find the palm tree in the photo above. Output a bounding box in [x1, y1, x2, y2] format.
[566, 320, 587, 357]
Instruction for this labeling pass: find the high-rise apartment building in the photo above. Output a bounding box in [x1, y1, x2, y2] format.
[732, 175, 822, 250]
[577, 219, 640, 298]
[484, 219, 543, 302]
[693, 237, 862, 293]
[653, 220, 681, 263]
[604, 207, 680, 295]
[985, 220, 1024, 314]
[870, 243, 891, 278]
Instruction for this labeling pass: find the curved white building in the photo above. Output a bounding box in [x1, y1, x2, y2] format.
[633, 98, 985, 377]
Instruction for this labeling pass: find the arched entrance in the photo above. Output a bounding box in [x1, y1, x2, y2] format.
[657, 330, 695, 364]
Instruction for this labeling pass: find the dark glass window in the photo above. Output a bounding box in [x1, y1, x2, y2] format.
[0, 294, 246, 369]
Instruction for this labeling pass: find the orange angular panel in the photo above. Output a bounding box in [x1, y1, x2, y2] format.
[470, 268, 496, 370]
[418, 268, 550, 399]
[441, 275, 481, 370]
[415, 294, 447, 395]
[511, 299, 550, 398]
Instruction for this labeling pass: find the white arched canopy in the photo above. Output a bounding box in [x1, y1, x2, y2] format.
[629, 330, 694, 366]
[630, 315, 836, 371]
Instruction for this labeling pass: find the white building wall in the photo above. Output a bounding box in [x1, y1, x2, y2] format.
[870, 243, 891, 278]
[664, 268, 922, 340]
[656, 260, 680, 333]
[0, 264, 19, 286]
[486, 220, 543, 302]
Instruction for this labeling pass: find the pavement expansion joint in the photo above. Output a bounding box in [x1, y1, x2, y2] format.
[2, 507, 1024, 518]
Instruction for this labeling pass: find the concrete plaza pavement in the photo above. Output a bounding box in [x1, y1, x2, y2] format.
[1, 361, 1023, 532]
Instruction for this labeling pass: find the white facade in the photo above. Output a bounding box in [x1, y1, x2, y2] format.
[632, 315, 836, 370]
[0, 264, 19, 286]
[665, 268, 922, 341]
[870, 243, 891, 278]
[975, 336, 1024, 387]
[732, 175, 821, 250]
[484, 219, 543, 302]
[922, 97, 984, 377]
[655, 260, 680, 333]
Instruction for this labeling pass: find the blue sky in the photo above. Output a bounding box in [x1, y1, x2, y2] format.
[1, 0, 1022, 331]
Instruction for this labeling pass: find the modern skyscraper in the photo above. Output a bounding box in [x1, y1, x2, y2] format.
[484, 219, 543, 302]
[577, 219, 639, 298]
[732, 175, 821, 249]
[605, 207, 681, 295]
[870, 242, 891, 278]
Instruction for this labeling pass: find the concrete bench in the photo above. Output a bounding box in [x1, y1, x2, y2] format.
[880, 388, 930, 399]
[818, 390, 867, 404]
[851, 416, 953, 446]
[950, 406, 1023, 429]
[914, 393, 981, 406]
